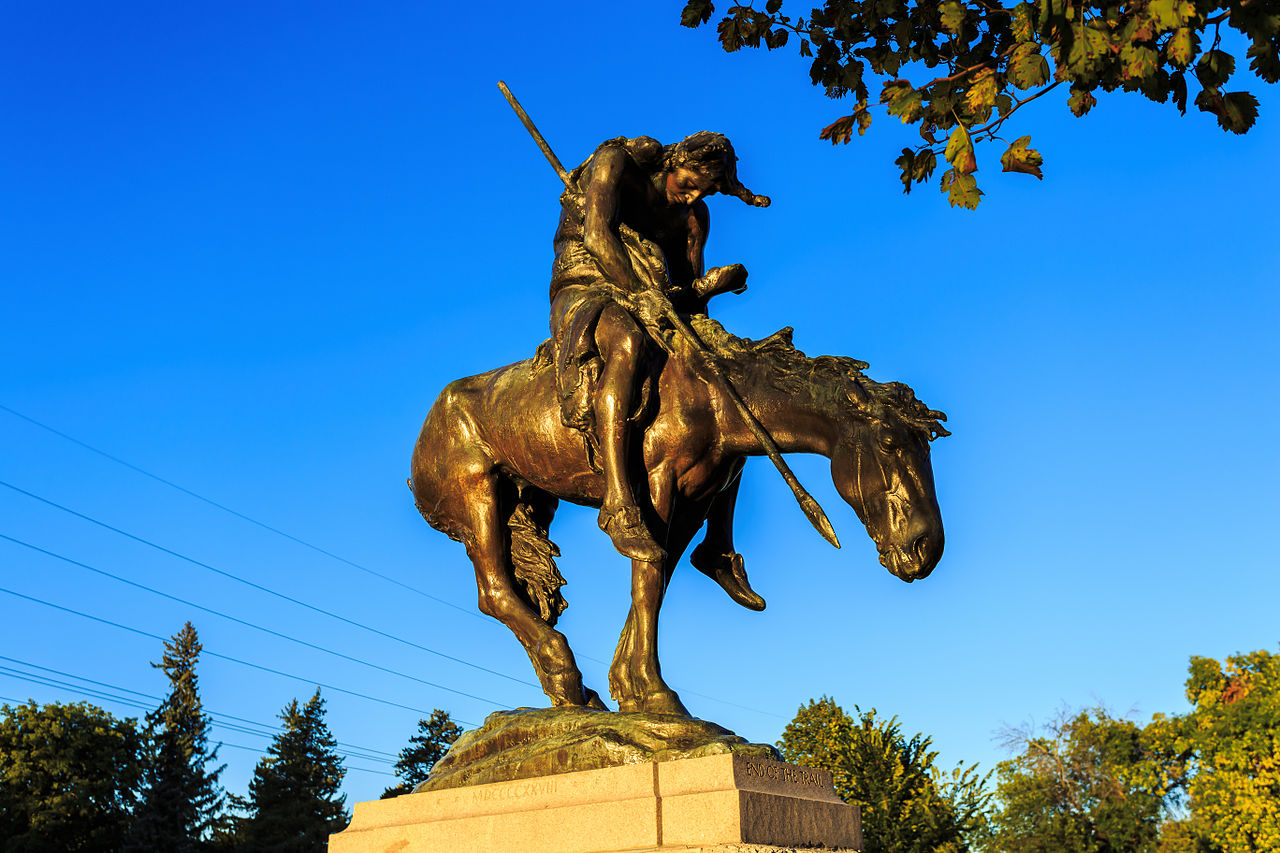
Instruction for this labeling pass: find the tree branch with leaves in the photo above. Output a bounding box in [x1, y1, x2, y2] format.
[681, 0, 1277, 207]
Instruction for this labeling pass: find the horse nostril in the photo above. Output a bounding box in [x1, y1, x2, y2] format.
[912, 534, 930, 565]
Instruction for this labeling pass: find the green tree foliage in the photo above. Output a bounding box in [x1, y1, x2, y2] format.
[1152, 816, 1218, 853]
[778, 697, 991, 853]
[231, 690, 348, 853]
[0, 701, 141, 853]
[988, 706, 1173, 853]
[680, 0, 1277, 207]
[381, 709, 462, 798]
[1145, 648, 1280, 852]
[125, 621, 226, 853]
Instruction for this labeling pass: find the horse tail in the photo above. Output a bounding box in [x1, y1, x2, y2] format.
[507, 490, 568, 626]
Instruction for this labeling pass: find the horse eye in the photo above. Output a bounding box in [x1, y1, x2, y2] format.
[879, 434, 897, 451]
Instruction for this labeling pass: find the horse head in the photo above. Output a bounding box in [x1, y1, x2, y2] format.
[683, 319, 949, 582]
[828, 369, 949, 583]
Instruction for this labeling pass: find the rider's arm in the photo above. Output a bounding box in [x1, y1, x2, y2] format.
[687, 202, 748, 303]
[582, 147, 643, 293]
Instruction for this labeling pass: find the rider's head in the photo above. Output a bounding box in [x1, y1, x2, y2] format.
[663, 132, 771, 209]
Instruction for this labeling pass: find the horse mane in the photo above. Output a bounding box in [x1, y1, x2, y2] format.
[690, 316, 950, 441]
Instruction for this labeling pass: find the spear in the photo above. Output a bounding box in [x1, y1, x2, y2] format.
[497, 81, 840, 550]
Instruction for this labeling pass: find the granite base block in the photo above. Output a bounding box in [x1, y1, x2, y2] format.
[328, 753, 860, 853]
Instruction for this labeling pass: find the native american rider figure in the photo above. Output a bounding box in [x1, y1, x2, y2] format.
[548, 131, 770, 610]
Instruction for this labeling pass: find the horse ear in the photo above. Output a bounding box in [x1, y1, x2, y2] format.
[847, 382, 871, 408]
[758, 327, 794, 348]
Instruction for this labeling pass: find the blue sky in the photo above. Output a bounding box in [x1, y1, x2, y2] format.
[3, 1, 1277, 807]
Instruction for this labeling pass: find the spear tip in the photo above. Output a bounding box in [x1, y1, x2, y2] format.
[800, 493, 841, 549]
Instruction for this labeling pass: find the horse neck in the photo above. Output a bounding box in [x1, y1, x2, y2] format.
[714, 363, 844, 459]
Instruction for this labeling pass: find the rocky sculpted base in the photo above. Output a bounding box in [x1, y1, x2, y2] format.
[417, 707, 782, 793]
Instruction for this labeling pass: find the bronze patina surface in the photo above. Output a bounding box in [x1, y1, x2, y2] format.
[415, 707, 780, 793]
[411, 307, 946, 718]
[408, 98, 948, 771]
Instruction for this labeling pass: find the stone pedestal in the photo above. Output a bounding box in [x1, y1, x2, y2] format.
[329, 754, 860, 852]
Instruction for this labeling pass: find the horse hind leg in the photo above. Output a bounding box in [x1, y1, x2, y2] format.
[462, 473, 599, 709]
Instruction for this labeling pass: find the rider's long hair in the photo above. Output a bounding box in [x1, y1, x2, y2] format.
[664, 131, 771, 208]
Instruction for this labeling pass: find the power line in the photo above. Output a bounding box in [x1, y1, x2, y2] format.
[0, 670, 397, 773]
[1, 664, 396, 778]
[0, 479, 538, 690]
[1, 673, 397, 764]
[0, 668, 152, 713]
[0, 667, 391, 764]
[0, 585, 481, 724]
[0, 653, 401, 761]
[215, 742, 395, 777]
[666, 685, 788, 720]
[0, 403, 484, 621]
[0, 533, 525, 708]
[0, 654, 156, 701]
[0, 407, 788, 722]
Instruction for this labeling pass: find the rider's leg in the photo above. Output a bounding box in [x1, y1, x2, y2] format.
[593, 303, 665, 563]
[690, 461, 766, 610]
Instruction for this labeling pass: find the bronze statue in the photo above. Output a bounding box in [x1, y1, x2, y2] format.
[409, 87, 948, 719]
[548, 129, 770, 605]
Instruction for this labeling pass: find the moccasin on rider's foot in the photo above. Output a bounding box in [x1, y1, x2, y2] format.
[599, 506, 666, 563]
[691, 545, 766, 611]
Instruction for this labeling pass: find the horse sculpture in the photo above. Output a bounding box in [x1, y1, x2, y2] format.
[410, 316, 948, 717]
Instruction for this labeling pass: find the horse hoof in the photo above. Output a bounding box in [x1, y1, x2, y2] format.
[542, 670, 590, 708]
[641, 690, 691, 717]
[584, 688, 609, 711]
[608, 661, 633, 707]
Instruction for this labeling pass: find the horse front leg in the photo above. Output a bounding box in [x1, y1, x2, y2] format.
[610, 486, 708, 716]
[610, 554, 689, 716]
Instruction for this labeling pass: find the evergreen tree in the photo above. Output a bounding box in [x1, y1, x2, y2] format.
[381, 709, 462, 798]
[0, 700, 141, 852]
[234, 690, 348, 853]
[125, 621, 225, 853]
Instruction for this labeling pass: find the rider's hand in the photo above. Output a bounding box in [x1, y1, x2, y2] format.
[695, 264, 749, 299]
[631, 288, 669, 329]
